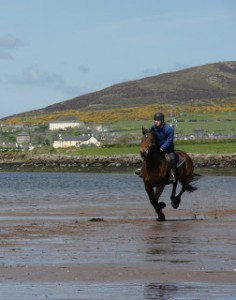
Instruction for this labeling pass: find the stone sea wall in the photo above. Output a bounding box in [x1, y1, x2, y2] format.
[190, 153, 236, 168]
[1, 153, 234, 171]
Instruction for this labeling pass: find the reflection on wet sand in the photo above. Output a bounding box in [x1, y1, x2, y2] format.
[145, 221, 196, 259]
[144, 282, 236, 300]
[0, 281, 235, 299]
[144, 219, 236, 274]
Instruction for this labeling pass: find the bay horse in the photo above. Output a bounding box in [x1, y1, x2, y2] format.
[140, 127, 200, 221]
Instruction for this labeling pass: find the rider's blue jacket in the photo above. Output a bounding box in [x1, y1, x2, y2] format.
[151, 123, 175, 153]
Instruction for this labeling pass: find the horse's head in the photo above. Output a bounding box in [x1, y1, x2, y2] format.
[140, 127, 157, 158]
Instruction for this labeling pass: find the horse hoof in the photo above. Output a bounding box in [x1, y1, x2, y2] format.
[157, 213, 166, 221]
[158, 202, 166, 209]
[171, 198, 180, 209]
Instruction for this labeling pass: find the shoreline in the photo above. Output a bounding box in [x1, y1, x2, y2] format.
[0, 153, 235, 172]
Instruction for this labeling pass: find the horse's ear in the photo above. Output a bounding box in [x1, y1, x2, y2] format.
[142, 127, 149, 135]
[150, 127, 155, 134]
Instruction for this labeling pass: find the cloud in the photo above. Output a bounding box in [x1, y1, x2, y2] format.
[0, 33, 26, 60]
[0, 50, 13, 60]
[78, 65, 90, 73]
[0, 33, 26, 49]
[5, 65, 62, 86]
[4, 65, 93, 97]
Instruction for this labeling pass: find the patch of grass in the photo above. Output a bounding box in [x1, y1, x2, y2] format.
[175, 111, 236, 136]
[175, 140, 236, 154]
[56, 139, 236, 156]
[57, 145, 140, 156]
[110, 111, 236, 136]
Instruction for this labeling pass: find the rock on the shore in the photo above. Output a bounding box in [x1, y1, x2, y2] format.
[190, 153, 236, 168]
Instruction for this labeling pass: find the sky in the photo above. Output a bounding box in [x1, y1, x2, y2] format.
[0, 0, 235, 118]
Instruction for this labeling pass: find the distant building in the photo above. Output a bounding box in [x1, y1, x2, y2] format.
[16, 132, 30, 145]
[194, 128, 204, 139]
[49, 120, 84, 130]
[52, 135, 100, 149]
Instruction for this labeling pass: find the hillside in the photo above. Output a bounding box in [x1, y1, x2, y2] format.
[2, 61, 236, 123]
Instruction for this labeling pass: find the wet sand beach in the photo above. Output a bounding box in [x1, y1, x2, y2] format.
[0, 172, 235, 299]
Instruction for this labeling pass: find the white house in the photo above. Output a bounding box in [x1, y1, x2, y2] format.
[49, 120, 83, 130]
[53, 135, 100, 149]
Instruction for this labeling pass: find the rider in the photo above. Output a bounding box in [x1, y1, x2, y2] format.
[151, 112, 177, 183]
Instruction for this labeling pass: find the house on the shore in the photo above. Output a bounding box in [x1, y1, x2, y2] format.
[52, 135, 100, 149]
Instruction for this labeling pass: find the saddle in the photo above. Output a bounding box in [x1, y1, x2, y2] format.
[165, 152, 185, 168]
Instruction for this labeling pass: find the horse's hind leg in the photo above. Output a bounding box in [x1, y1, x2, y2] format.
[171, 185, 185, 209]
[170, 181, 178, 201]
[171, 179, 197, 208]
[172, 177, 192, 209]
[171, 180, 184, 209]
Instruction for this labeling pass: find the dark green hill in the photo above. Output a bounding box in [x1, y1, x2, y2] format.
[3, 61, 236, 119]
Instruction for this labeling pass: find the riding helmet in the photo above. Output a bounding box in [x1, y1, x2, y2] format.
[153, 112, 164, 122]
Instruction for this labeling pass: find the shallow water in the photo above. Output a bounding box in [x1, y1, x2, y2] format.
[0, 171, 235, 299]
[0, 171, 235, 217]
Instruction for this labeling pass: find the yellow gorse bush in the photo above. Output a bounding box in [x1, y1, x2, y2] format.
[1, 104, 236, 125]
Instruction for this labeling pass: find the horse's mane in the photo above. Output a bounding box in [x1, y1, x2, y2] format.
[149, 128, 160, 149]
[142, 127, 161, 149]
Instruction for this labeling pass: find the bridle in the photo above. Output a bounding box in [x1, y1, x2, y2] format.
[140, 132, 155, 158]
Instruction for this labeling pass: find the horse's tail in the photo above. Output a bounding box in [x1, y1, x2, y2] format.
[186, 173, 202, 192]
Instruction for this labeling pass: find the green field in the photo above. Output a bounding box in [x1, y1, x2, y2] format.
[174, 111, 236, 136]
[110, 111, 236, 136]
[0, 139, 234, 164]
[175, 140, 236, 154]
[55, 139, 235, 156]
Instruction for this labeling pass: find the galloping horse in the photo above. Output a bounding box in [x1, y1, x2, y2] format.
[140, 127, 200, 221]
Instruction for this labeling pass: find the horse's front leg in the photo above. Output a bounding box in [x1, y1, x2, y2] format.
[145, 183, 166, 221]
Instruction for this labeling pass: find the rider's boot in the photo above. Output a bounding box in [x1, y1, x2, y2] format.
[135, 168, 142, 177]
